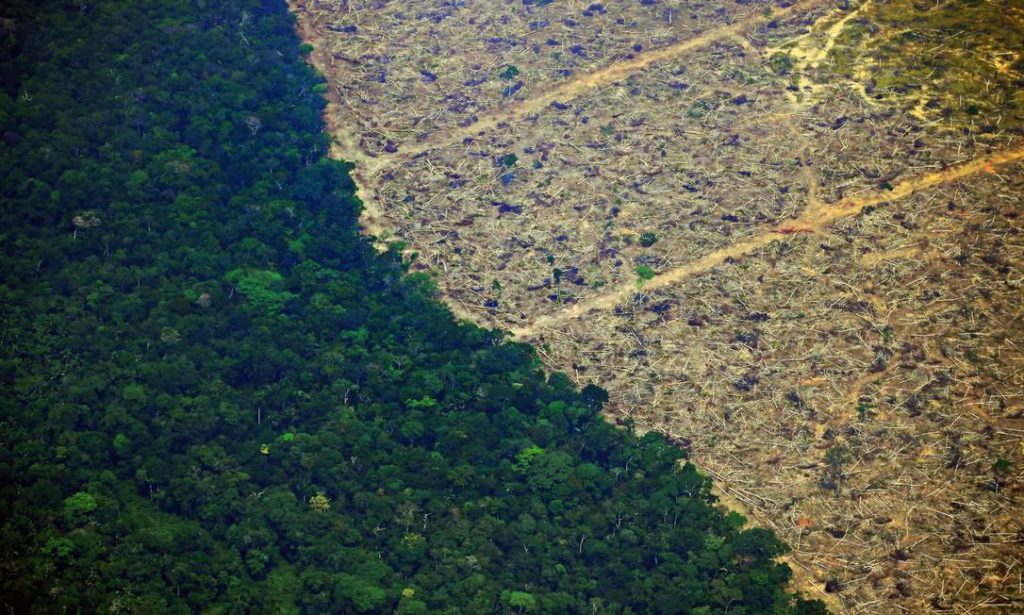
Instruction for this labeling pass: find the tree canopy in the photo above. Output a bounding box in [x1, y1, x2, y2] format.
[0, 1, 825, 612]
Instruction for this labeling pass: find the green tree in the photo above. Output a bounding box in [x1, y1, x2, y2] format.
[63, 492, 98, 522]
[501, 590, 537, 613]
[635, 264, 656, 287]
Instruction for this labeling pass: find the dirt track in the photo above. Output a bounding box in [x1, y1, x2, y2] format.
[512, 147, 1024, 338]
[390, 0, 823, 160]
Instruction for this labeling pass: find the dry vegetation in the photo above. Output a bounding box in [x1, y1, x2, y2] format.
[789, 0, 1024, 128]
[292, 0, 1024, 611]
[375, 37, 808, 324]
[297, 0, 802, 157]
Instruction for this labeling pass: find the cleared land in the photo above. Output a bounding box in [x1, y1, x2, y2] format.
[293, 0, 1024, 611]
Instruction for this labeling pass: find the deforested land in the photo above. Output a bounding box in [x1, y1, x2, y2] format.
[292, 0, 1024, 611]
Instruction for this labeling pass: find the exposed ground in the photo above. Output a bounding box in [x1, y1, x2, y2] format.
[291, 0, 1024, 611]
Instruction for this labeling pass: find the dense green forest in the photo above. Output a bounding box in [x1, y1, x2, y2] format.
[0, 1, 824, 612]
